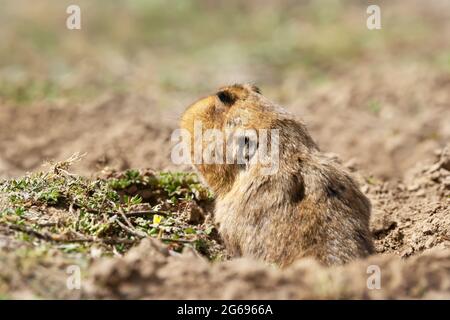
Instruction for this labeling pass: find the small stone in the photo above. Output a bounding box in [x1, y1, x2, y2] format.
[416, 189, 425, 197]
[425, 236, 436, 249]
[407, 184, 420, 191]
[423, 223, 435, 235]
[361, 185, 369, 193]
[440, 158, 450, 171]
[186, 203, 205, 224]
[400, 247, 414, 257]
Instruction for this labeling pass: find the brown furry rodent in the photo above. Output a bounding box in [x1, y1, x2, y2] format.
[180, 84, 374, 267]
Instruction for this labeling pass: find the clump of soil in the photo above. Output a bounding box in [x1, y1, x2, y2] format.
[369, 146, 450, 257]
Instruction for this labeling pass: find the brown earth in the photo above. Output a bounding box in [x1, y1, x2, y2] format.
[0, 95, 178, 178]
[84, 240, 450, 299]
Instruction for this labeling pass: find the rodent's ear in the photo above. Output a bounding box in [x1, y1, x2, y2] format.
[217, 90, 237, 106]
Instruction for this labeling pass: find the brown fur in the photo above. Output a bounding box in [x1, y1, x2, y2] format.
[181, 84, 374, 267]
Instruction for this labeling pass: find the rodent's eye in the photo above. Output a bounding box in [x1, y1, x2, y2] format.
[217, 90, 237, 106]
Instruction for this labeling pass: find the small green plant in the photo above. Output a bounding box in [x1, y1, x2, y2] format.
[368, 99, 381, 115]
[0, 158, 223, 260]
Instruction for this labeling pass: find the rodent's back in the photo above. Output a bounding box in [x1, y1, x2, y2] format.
[215, 151, 373, 267]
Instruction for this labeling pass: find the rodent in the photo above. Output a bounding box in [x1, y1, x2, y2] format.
[180, 83, 374, 267]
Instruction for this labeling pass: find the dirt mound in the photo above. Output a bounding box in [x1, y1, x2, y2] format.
[0, 95, 180, 178]
[81, 147, 450, 299]
[84, 238, 450, 299]
[0, 247, 81, 299]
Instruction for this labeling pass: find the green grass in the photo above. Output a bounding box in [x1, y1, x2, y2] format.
[0, 156, 223, 260]
[1, 1, 445, 105]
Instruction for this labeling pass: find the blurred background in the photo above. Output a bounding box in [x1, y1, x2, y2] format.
[0, 0, 449, 179]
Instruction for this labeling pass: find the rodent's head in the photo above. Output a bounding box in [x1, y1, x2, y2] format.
[180, 84, 317, 196]
[181, 83, 273, 133]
